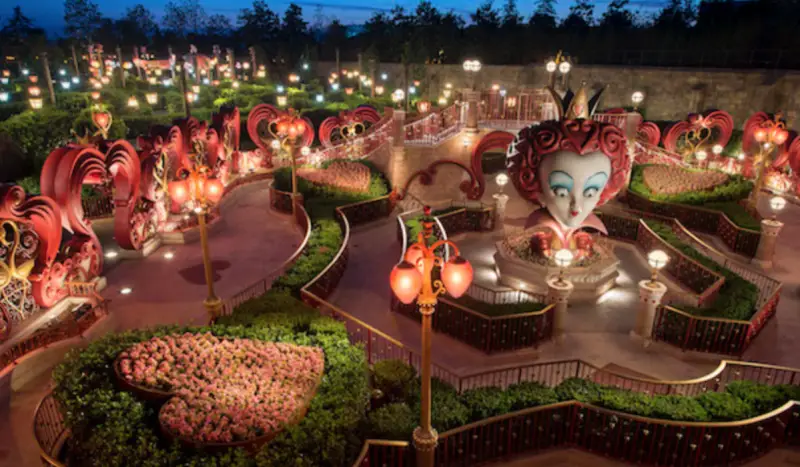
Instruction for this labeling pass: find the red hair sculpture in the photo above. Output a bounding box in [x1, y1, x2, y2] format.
[506, 119, 629, 206]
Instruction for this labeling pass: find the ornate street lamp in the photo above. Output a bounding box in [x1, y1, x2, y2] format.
[169, 163, 225, 320]
[462, 59, 482, 90]
[769, 196, 786, 220]
[272, 111, 309, 218]
[749, 116, 789, 209]
[390, 207, 473, 467]
[553, 248, 574, 285]
[631, 91, 645, 111]
[546, 51, 572, 88]
[647, 249, 669, 286]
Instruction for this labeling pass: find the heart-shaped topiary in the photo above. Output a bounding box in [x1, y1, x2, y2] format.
[642, 165, 729, 195]
[297, 161, 371, 193]
[115, 332, 324, 448]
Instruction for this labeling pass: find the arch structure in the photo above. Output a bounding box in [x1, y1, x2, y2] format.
[662, 110, 734, 162]
[245, 104, 314, 170]
[318, 105, 381, 148]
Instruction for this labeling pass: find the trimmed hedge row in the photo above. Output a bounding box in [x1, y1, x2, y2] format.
[366, 360, 800, 440]
[52, 292, 371, 467]
[645, 219, 759, 320]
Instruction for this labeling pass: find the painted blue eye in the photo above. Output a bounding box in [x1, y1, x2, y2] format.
[552, 186, 570, 198]
[583, 187, 599, 198]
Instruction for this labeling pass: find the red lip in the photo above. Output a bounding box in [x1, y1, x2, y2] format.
[570, 210, 579, 216]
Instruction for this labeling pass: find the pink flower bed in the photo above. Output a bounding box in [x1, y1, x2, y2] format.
[116, 333, 324, 445]
[297, 161, 370, 192]
[643, 165, 729, 195]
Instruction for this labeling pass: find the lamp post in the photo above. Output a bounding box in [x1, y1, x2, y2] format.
[462, 59, 481, 91]
[545, 51, 572, 88]
[390, 206, 473, 467]
[769, 196, 786, 220]
[169, 163, 225, 321]
[547, 249, 574, 341]
[694, 149, 708, 168]
[635, 249, 670, 344]
[553, 248, 574, 285]
[748, 119, 789, 210]
[272, 111, 308, 218]
[493, 173, 509, 231]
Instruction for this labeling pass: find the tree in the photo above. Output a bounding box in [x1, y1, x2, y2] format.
[600, 0, 633, 30]
[162, 0, 208, 38]
[206, 14, 232, 36]
[501, 0, 522, 28]
[63, 0, 102, 43]
[118, 4, 158, 46]
[653, 0, 694, 30]
[279, 4, 308, 65]
[561, 0, 594, 30]
[1, 6, 34, 43]
[529, 0, 557, 30]
[237, 0, 280, 46]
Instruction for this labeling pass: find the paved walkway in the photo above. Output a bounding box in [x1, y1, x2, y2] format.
[0, 182, 303, 467]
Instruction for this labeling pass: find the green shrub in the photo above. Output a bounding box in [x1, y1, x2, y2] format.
[372, 360, 416, 402]
[409, 378, 469, 431]
[449, 294, 548, 317]
[15, 176, 40, 194]
[271, 219, 343, 295]
[54, 292, 370, 467]
[55, 92, 91, 114]
[649, 395, 709, 421]
[506, 382, 559, 410]
[72, 109, 127, 140]
[705, 201, 761, 231]
[598, 388, 656, 417]
[725, 381, 788, 414]
[461, 387, 515, 421]
[696, 392, 755, 421]
[644, 219, 759, 320]
[366, 403, 416, 440]
[555, 378, 604, 403]
[0, 108, 72, 172]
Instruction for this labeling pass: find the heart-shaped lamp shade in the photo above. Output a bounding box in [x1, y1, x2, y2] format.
[93, 112, 111, 131]
[390, 261, 422, 304]
[441, 256, 473, 298]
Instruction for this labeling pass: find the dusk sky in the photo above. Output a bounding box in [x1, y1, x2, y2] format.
[3, 1, 667, 35]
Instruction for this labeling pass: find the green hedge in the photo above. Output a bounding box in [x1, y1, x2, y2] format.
[629, 164, 758, 230]
[0, 109, 73, 174]
[53, 291, 370, 467]
[365, 362, 800, 443]
[645, 220, 759, 320]
[448, 294, 548, 317]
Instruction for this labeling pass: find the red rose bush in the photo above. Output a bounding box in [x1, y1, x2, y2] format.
[297, 161, 371, 193]
[116, 332, 324, 445]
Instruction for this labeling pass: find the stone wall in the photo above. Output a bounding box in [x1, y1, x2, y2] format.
[318, 61, 800, 125]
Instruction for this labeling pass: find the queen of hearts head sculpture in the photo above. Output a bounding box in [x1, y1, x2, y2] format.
[505, 83, 630, 254]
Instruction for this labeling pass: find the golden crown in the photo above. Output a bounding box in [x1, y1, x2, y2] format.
[545, 82, 606, 120]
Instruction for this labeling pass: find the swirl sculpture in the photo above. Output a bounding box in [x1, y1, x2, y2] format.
[318, 105, 381, 148]
[662, 110, 734, 159]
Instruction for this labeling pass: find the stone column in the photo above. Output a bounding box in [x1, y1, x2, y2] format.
[546, 277, 574, 342]
[752, 219, 784, 268]
[464, 90, 479, 133]
[632, 280, 668, 345]
[492, 193, 508, 231]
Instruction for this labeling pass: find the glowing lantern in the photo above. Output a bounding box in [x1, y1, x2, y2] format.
[205, 178, 224, 204]
[390, 261, 423, 304]
[507, 96, 517, 108]
[93, 112, 110, 131]
[192, 85, 200, 94]
[375, 86, 384, 95]
[232, 81, 240, 89]
[277, 95, 288, 107]
[100, 76, 110, 85]
[404, 246, 425, 272]
[145, 92, 158, 105]
[169, 180, 189, 205]
[345, 87, 354, 95]
[127, 96, 139, 108]
[91, 91, 101, 100]
[257, 70, 266, 78]
[417, 101, 431, 114]
[29, 98, 43, 110]
[754, 128, 767, 143]
[773, 129, 789, 145]
[441, 256, 473, 298]
[29, 75, 38, 83]
[28, 86, 41, 97]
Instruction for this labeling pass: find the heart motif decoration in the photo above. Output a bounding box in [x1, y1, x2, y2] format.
[297, 161, 371, 193]
[642, 165, 728, 195]
[115, 333, 324, 447]
[318, 106, 381, 148]
[92, 111, 112, 137]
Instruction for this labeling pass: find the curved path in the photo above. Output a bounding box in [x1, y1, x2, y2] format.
[0, 181, 303, 467]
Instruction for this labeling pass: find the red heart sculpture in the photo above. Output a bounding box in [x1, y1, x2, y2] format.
[92, 111, 111, 132]
[115, 333, 324, 447]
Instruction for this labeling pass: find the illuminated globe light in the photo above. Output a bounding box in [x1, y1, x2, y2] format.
[0, 77, 8, 85]
[120, 287, 132, 295]
[271, 139, 281, 150]
[737, 152, 746, 161]
[315, 94, 324, 103]
[277, 85, 285, 93]
[438, 96, 447, 105]
[91, 91, 101, 100]
[21, 68, 29, 76]
[443, 89, 452, 98]
[331, 83, 340, 91]
[149, 77, 158, 85]
[495, 173, 509, 191]
[631, 91, 645, 105]
[203, 78, 211, 85]
[100, 76, 110, 85]
[289, 73, 300, 83]
[392, 89, 405, 103]
[381, 73, 388, 80]
[257, 70, 266, 78]
[491, 84, 500, 91]
[773, 128, 789, 145]
[192, 85, 200, 93]
[558, 61, 571, 74]
[242, 62, 251, 70]
[29, 98, 43, 110]
[0, 92, 8, 102]
[277, 95, 288, 107]
[375, 85, 385, 95]
[60, 81, 71, 90]
[554, 248, 574, 269]
[647, 249, 669, 271]
[499, 89, 507, 97]
[694, 150, 708, 161]
[442, 256, 473, 299]
[145, 92, 158, 105]
[445, 82, 453, 89]
[71, 76, 80, 84]
[408, 86, 416, 95]
[770, 196, 787, 214]
[301, 146, 311, 156]
[390, 261, 423, 304]
[58, 69, 66, 76]
[105, 250, 119, 259]
[712, 144, 724, 155]
[545, 60, 557, 73]
[162, 79, 173, 87]
[127, 96, 139, 108]
[28, 86, 41, 97]
[232, 81, 240, 89]
[93, 81, 103, 90]
[754, 127, 768, 143]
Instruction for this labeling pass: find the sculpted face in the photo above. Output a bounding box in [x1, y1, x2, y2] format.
[538, 150, 611, 229]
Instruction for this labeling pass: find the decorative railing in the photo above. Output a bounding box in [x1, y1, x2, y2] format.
[34, 391, 67, 467]
[353, 440, 412, 467]
[81, 195, 114, 219]
[392, 295, 554, 354]
[478, 89, 552, 123]
[633, 141, 689, 167]
[1, 300, 109, 376]
[465, 282, 545, 305]
[626, 190, 761, 258]
[592, 111, 642, 131]
[404, 104, 462, 145]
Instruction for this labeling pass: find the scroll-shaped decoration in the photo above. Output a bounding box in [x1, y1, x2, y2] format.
[396, 160, 481, 201]
[662, 110, 734, 158]
[467, 130, 516, 200]
[319, 106, 381, 148]
[246, 104, 281, 153]
[637, 121, 661, 146]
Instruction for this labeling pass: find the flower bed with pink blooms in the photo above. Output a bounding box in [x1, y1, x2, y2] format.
[297, 161, 371, 193]
[115, 333, 324, 447]
[642, 165, 729, 195]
